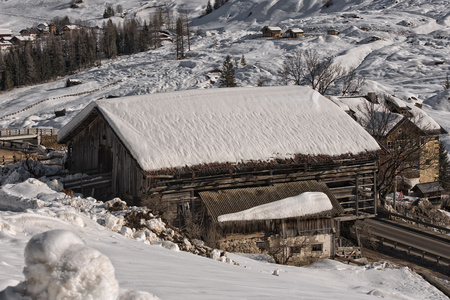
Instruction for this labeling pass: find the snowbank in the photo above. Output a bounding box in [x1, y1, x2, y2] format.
[218, 192, 333, 222]
[0, 229, 158, 300]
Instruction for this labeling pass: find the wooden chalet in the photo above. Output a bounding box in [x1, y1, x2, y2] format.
[58, 86, 380, 233]
[201, 181, 344, 265]
[285, 28, 304, 38]
[261, 26, 282, 37]
[61, 25, 80, 35]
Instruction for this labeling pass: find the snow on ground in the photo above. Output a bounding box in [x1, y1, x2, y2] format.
[218, 192, 332, 222]
[0, 170, 448, 299]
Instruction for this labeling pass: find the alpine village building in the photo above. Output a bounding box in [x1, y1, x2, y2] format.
[58, 86, 382, 265]
[329, 93, 447, 200]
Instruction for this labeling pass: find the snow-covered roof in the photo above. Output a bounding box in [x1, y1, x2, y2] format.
[200, 181, 343, 222]
[12, 35, 35, 42]
[287, 28, 303, 33]
[218, 192, 332, 222]
[0, 29, 12, 36]
[333, 95, 443, 135]
[58, 86, 380, 172]
[262, 26, 282, 31]
[62, 25, 79, 31]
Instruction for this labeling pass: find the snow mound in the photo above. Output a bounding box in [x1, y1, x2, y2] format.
[0, 229, 159, 300]
[218, 192, 333, 222]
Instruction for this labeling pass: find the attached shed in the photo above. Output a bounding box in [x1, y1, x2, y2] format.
[261, 26, 282, 37]
[200, 181, 343, 265]
[412, 182, 444, 204]
[58, 86, 381, 226]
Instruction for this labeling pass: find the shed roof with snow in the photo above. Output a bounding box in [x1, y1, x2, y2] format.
[58, 86, 380, 172]
[330, 95, 445, 136]
[200, 181, 343, 223]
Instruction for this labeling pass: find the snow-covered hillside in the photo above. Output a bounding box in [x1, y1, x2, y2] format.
[0, 0, 449, 149]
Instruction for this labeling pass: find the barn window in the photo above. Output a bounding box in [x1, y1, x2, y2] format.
[312, 244, 323, 252]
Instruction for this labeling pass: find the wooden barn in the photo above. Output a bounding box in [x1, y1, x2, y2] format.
[260, 26, 282, 37]
[58, 86, 381, 231]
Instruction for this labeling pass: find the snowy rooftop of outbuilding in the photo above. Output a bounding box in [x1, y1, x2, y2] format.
[218, 192, 332, 222]
[200, 181, 343, 222]
[262, 26, 282, 31]
[332, 95, 443, 135]
[58, 86, 380, 172]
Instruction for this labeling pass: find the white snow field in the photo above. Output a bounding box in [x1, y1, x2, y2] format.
[0, 176, 447, 299]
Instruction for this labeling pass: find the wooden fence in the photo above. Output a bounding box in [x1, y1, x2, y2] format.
[0, 127, 58, 138]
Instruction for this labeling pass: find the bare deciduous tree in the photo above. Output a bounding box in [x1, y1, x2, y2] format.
[280, 49, 352, 95]
[341, 67, 366, 95]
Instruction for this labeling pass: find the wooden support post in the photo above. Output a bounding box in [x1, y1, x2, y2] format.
[355, 174, 359, 217]
[373, 170, 377, 216]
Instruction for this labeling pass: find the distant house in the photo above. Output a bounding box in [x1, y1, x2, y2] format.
[0, 40, 12, 52]
[327, 29, 339, 35]
[58, 86, 380, 250]
[61, 24, 80, 35]
[11, 35, 36, 45]
[330, 93, 447, 191]
[20, 28, 41, 38]
[285, 28, 304, 38]
[36, 23, 49, 33]
[261, 26, 282, 38]
[0, 29, 13, 39]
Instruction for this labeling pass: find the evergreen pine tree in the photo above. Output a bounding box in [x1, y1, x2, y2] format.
[240, 54, 246, 66]
[439, 141, 450, 190]
[102, 20, 117, 58]
[205, 1, 213, 14]
[218, 55, 236, 87]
